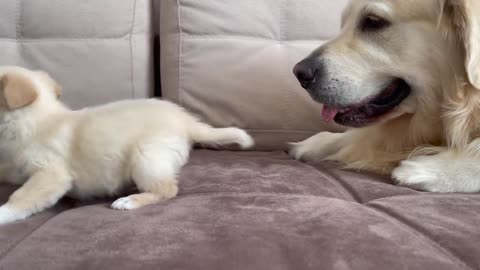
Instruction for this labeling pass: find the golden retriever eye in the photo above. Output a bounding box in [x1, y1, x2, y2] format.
[361, 14, 390, 32]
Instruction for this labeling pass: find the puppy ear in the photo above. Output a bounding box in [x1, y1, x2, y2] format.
[447, 0, 480, 89]
[0, 73, 38, 109]
[36, 71, 62, 97]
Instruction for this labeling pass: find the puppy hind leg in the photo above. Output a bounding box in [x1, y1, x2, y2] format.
[111, 182, 178, 211]
[111, 138, 188, 210]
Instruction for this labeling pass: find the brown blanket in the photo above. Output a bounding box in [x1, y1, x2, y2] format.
[0, 151, 479, 270]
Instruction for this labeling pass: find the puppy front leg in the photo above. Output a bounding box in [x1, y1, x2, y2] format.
[0, 169, 72, 224]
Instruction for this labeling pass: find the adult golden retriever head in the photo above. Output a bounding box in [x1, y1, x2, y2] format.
[294, 0, 480, 129]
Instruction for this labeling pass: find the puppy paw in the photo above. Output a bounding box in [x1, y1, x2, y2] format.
[289, 132, 343, 162]
[229, 128, 255, 149]
[392, 155, 450, 192]
[112, 183, 178, 211]
[0, 205, 26, 225]
[111, 196, 142, 210]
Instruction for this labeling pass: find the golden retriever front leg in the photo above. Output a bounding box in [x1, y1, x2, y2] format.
[392, 147, 480, 193]
[289, 131, 348, 162]
[0, 169, 72, 224]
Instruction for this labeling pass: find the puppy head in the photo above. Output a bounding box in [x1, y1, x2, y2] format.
[293, 0, 479, 128]
[0, 66, 61, 111]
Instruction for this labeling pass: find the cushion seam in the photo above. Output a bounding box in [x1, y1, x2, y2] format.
[278, 0, 293, 132]
[0, 212, 63, 262]
[16, 0, 22, 60]
[280, 0, 287, 41]
[231, 128, 332, 133]
[0, 38, 131, 42]
[366, 203, 474, 270]
[179, 34, 331, 43]
[129, 0, 137, 99]
[175, 191, 354, 201]
[314, 166, 364, 203]
[15, 0, 21, 39]
[300, 162, 360, 202]
[365, 193, 479, 204]
[177, 0, 183, 104]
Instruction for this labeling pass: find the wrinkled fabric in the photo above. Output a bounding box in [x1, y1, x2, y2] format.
[0, 150, 478, 270]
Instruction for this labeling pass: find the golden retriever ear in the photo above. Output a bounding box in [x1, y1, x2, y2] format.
[448, 0, 480, 89]
[36, 71, 62, 97]
[0, 73, 38, 109]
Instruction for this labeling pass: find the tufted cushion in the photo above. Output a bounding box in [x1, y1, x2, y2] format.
[159, 0, 348, 150]
[0, 0, 154, 109]
[1, 151, 479, 269]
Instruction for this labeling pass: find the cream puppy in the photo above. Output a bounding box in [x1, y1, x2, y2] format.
[0, 66, 254, 224]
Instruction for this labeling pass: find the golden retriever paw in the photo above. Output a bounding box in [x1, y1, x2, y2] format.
[392, 155, 452, 192]
[289, 132, 344, 162]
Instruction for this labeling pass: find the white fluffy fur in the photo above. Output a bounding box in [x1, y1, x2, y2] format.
[0, 66, 254, 224]
[291, 0, 480, 193]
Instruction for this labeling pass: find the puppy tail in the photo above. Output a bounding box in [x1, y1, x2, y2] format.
[190, 123, 254, 149]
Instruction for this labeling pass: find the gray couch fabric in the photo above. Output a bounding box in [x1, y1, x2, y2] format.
[159, 0, 348, 150]
[1, 151, 479, 270]
[0, 0, 154, 109]
[0, 1, 479, 270]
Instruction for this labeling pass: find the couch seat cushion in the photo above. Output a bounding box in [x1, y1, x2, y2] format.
[0, 151, 479, 270]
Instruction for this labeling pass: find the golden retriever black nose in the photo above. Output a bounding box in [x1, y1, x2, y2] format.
[293, 58, 320, 89]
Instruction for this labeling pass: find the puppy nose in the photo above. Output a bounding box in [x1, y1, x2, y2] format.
[293, 59, 318, 88]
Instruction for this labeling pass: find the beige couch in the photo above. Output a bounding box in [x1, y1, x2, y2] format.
[0, 0, 154, 108]
[0, 1, 479, 270]
[160, 0, 346, 149]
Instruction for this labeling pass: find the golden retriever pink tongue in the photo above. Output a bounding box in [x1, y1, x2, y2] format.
[322, 106, 338, 123]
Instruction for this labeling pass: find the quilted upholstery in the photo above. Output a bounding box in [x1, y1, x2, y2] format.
[0, 0, 154, 108]
[159, 0, 348, 150]
[1, 2, 479, 270]
[1, 151, 479, 270]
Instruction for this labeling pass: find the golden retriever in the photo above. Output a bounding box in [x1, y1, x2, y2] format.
[290, 0, 480, 193]
[0, 66, 254, 224]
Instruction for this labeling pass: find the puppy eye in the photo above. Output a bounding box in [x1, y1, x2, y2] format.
[361, 14, 390, 32]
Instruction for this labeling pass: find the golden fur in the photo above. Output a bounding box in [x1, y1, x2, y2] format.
[0, 66, 254, 224]
[291, 0, 480, 192]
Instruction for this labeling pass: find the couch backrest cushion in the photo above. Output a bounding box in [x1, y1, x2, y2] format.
[160, 0, 348, 150]
[0, 0, 154, 109]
